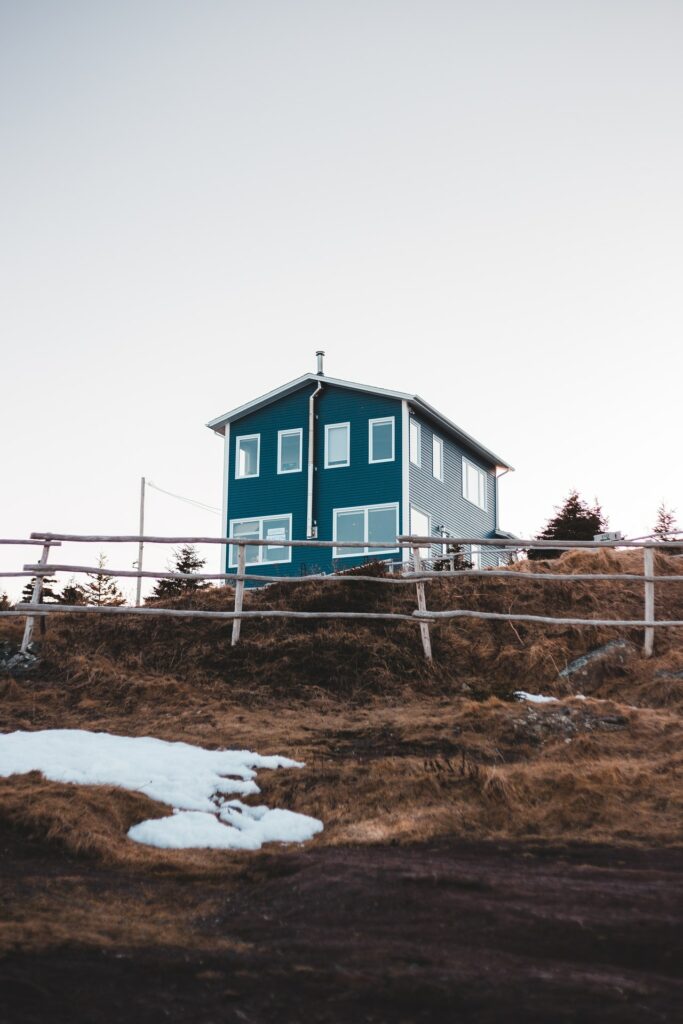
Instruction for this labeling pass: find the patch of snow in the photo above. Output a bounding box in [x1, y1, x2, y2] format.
[0, 729, 323, 851]
[129, 802, 323, 850]
[513, 691, 559, 704]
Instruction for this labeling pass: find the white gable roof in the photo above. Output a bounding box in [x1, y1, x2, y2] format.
[207, 372, 513, 470]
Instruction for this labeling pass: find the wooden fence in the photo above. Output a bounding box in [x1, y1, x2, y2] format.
[1, 532, 683, 661]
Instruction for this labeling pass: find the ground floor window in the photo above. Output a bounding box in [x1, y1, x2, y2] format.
[333, 503, 399, 558]
[410, 506, 431, 559]
[229, 513, 292, 566]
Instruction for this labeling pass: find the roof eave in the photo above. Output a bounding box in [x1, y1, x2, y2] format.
[206, 375, 513, 471]
[411, 396, 514, 471]
[207, 373, 412, 433]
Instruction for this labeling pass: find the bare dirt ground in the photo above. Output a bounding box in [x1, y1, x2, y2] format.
[1, 553, 683, 1021]
[2, 827, 681, 1024]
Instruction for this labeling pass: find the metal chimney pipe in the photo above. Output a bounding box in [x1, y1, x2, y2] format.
[316, 350, 325, 375]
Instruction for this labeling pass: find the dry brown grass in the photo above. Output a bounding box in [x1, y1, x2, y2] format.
[1, 549, 682, 893]
[3, 549, 682, 705]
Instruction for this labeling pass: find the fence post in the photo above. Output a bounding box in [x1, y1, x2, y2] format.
[412, 544, 433, 661]
[20, 542, 51, 653]
[231, 542, 246, 646]
[643, 545, 655, 658]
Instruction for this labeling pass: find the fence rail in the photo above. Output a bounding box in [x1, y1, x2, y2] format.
[2, 533, 683, 661]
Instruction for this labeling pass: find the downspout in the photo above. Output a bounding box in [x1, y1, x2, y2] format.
[306, 381, 324, 538]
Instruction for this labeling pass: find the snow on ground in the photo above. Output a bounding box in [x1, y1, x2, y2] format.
[514, 691, 560, 704]
[0, 729, 323, 850]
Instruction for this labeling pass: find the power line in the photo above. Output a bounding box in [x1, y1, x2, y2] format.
[146, 481, 221, 515]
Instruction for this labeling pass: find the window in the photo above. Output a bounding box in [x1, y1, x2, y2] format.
[229, 514, 292, 566]
[333, 503, 399, 558]
[278, 429, 303, 474]
[325, 422, 350, 468]
[470, 544, 482, 570]
[432, 435, 444, 481]
[235, 434, 260, 479]
[409, 419, 421, 466]
[369, 417, 395, 463]
[462, 457, 488, 510]
[410, 506, 431, 559]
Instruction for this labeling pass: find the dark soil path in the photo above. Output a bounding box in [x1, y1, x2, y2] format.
[2, 833, 681, 1023]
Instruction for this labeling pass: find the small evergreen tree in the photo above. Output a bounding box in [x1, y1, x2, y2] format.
[83, 554, 125, 606]
[529, 490, 608, 561]
[21, 575, 59, 603]
[653, 503, 678, 543]
[148, 545, 210, 601]
[433, 543, 473, 572]
[0, 591, 11, 611]
[652, 503, 682, 554]
[57, 578, 88, 606]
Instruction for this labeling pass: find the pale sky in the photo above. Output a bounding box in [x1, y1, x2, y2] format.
[1, 1, 682, 598]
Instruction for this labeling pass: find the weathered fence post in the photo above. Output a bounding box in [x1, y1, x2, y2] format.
[411, 543, 433, 661]
[20, 542, 51, 653]
[643, 545, 655, 658]
[231, 542, 246, 646]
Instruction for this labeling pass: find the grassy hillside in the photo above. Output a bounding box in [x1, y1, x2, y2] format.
[1, 548, 681, 875]
[2, 549, 682, 1022]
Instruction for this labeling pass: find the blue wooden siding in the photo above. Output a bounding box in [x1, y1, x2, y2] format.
[315, 387, 403, 572]
[407, 411, 499, 567]
[226, 382, 403, 578]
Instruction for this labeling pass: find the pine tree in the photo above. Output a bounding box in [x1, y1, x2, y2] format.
[148, 545, 210, 601]
[0, 591, 11, 612]
[653, 503, 678, 543]
[529, 490, 608, 561]
[83, 554, 125, 606]
[57, 578, 88, 606]
[433, 543, 473, 572]
[21, 575, 59, 603]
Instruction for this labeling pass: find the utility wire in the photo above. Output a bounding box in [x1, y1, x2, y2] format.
[147, 481, 221, 515]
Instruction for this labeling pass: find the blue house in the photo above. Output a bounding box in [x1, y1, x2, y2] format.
[207, 354, 513, 577]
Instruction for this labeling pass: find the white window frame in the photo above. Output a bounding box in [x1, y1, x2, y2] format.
[333, 502, 400, 559]
[409, 419, 421, 467]
[368, 417, 395, 464]
[410, 505, 431, 560]
[462, 457, 488, 511]
[432, 435, 444, 481]
[324, 422, 350, 469]
[235, 433, 260, 479]
[229, 513, 293, 567]
[277, 428, 303, 474]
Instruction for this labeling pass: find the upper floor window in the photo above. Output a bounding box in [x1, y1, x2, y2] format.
[369, 417, 395, 463]
[278, 428, 303, 474]
[432, 435, 444, 481]
[325, 422, 350, 468]
[235, 434, 260, 479]
[462, 457, 488, 510]
[409, 419, 421, 467]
